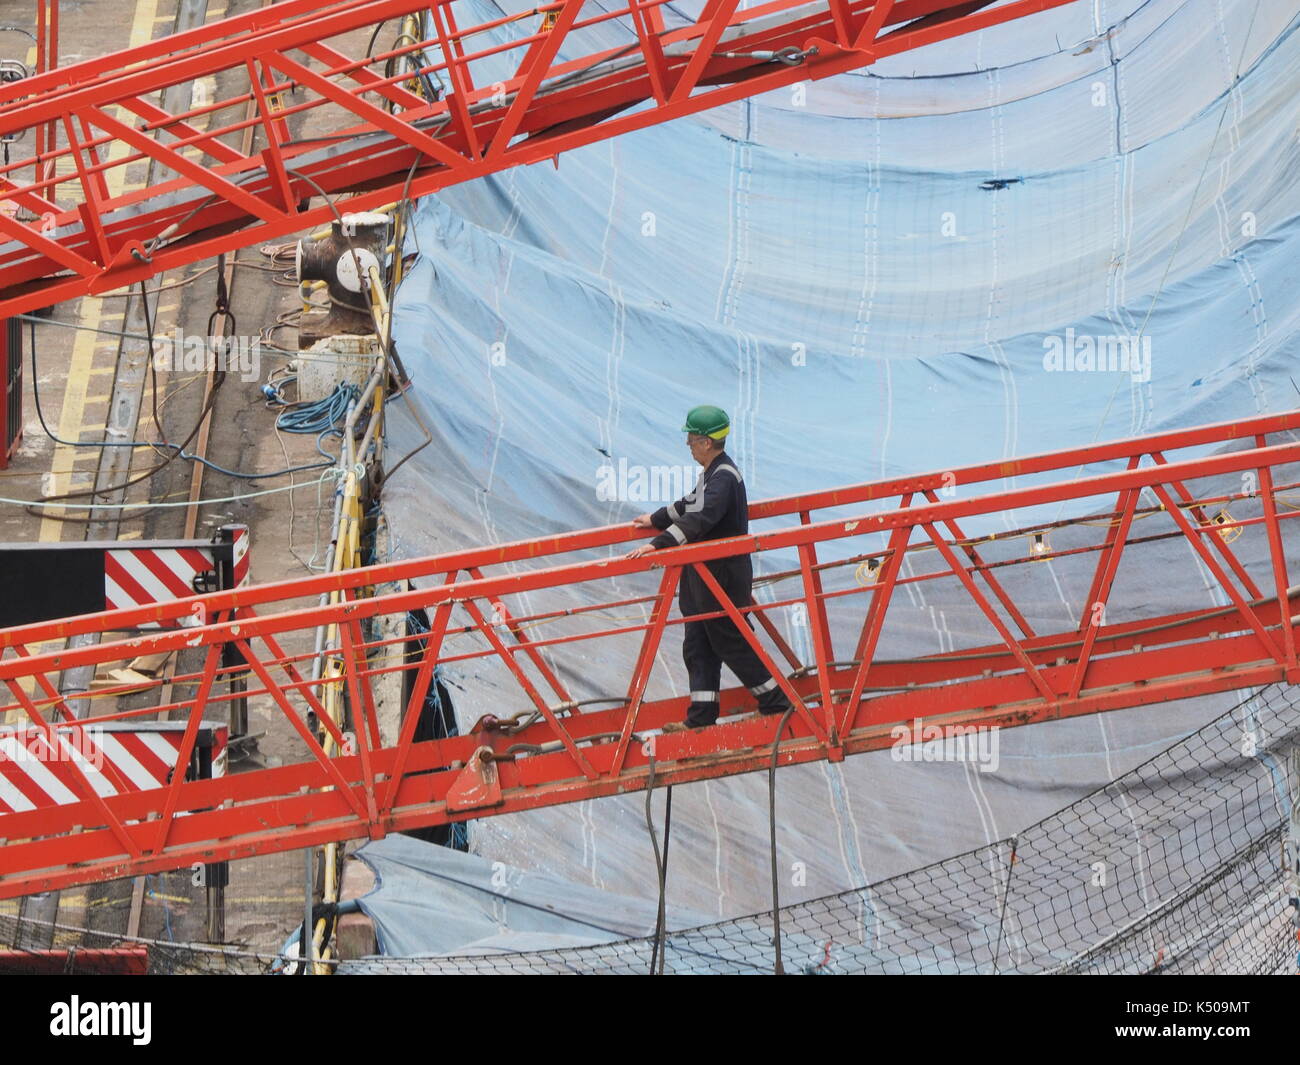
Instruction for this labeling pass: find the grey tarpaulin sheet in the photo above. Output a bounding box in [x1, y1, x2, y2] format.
[343, 685, 1300, 972]
[375, 0, 1300, 934]
[349, 833, 713, 957]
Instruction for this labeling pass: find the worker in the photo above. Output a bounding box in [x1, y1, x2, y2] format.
[626, 405, 792, 730]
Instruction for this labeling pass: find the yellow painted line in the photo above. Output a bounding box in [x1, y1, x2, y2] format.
[38, 300, 104, 543]
[16, 0, 183, 709]
[85, 895, 131, 908]
[145, 890, 190, 903]
[38, 0, 164, 543]
[103, 0, 163, 201]
[21, 0, 159, 209]
[224, 896, 308, 905]
[131, 0, 166, 69]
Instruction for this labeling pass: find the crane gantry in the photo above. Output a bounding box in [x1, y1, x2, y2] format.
[0, 410, 1296, 897]
[0, 0, 1078, 316]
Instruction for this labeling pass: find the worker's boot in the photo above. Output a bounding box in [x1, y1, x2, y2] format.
[751, 678, 791, 716]
[682, 693, 720, 729]
[661, 693, 720, 733]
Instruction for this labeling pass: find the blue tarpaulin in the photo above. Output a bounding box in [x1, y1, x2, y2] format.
[372, 0, 1300, 941]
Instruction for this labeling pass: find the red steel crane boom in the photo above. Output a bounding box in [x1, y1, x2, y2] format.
[0, 0, 1078, 316]
[0, 410, 1296, 897]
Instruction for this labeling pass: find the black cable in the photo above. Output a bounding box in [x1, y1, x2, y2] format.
[645, 751, 668, 975]
[657, 785, 673, 975]
[384, 35, 443, 110]
[141, 193, 219, 258]
[365, 19, 390, 59]
[375, 155, 435, 485]
[23, 317, 219, 522]
[768, 706, 796, 975]
[991, 835, 1019, 974]
[26, 317, 335, 492]
[140, 277, 170, 446]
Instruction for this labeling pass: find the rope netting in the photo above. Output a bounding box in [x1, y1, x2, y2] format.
[341, 684, 1300, 975]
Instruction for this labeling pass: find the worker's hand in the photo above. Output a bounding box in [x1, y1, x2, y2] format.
[631, 513, 654, 529]
[625, 543, 657, 560]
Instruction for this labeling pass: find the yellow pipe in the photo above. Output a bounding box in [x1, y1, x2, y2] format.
[311, 470, 366, 973]
[306, 366, 387, 971]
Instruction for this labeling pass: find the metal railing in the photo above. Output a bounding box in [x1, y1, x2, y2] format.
[0, 409, 1297, 898]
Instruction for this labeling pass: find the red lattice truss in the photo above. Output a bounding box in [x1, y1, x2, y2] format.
[0, 410, 1297, 897]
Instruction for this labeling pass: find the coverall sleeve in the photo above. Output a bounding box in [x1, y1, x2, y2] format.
[650, 485, 697, 531]
[650, 474, 730, 549]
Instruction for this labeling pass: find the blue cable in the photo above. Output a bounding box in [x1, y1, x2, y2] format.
[272, 381, 361, 436]
[174, 378, 358, 478]
[144, 873, 176, 943]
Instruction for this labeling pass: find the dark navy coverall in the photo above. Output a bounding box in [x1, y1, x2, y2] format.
[650, 450, 789, 727]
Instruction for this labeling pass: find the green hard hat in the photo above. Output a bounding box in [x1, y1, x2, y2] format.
[681, 405, 730, 440]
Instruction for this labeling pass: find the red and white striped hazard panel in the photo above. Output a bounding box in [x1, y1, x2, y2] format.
[104, 546, 214, 612]
[0, 723, 227, 814]
[229, 524, 250, 588]
[103, 525, 249, 613]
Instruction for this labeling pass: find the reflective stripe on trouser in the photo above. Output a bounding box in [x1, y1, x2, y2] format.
[681, 616, 787, 726]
